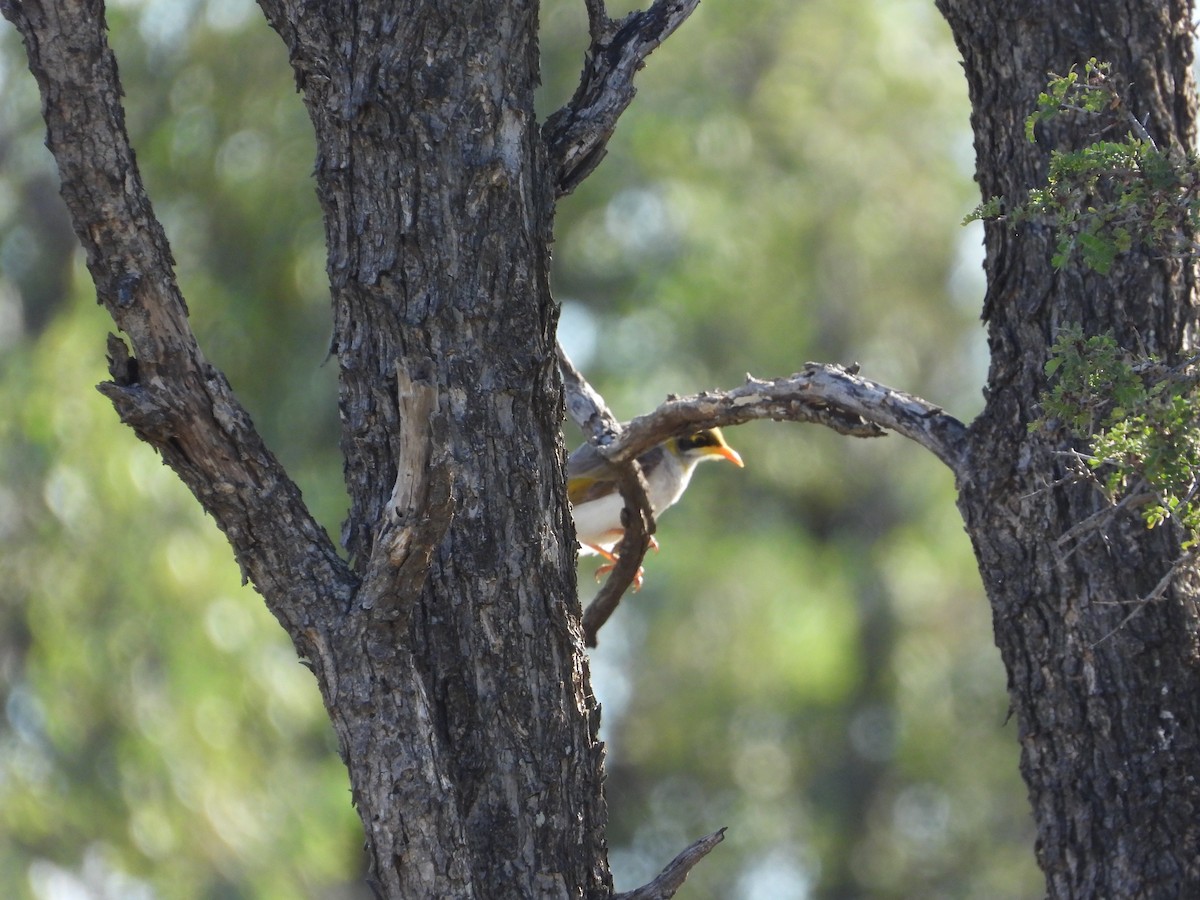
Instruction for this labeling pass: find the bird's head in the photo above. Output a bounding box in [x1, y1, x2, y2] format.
[666, 427, 744, 468]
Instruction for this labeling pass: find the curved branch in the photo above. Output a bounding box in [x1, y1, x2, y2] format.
[543, 0, 701, 197]
[2, 1, 356, 643]
[608, 364, 969, 478]
[562, 357, 969, 477]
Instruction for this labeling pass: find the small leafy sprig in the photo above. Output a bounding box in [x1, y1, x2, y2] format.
[1037, 324, 1200, 547]
[967, 59, 1200, 274]
[1024, 59, 1141, 143]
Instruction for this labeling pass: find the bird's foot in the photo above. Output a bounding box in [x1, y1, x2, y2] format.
[584, 540, 654, 591]
[594, 559, 645, 591]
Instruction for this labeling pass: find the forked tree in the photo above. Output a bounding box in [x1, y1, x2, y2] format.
[3, 0, 1199, 897]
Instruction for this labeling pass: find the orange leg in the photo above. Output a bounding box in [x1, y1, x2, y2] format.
[584, 543, 619, 563]
[584, 538, 658, 591]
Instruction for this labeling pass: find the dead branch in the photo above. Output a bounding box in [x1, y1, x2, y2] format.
[560, 343, 623, 446]
[544, 0, 702, 197]
[614, 828, 727, 900]
[1093, 550, 1199, 646]
[580, 460, 656, 647]
[601, 365, 968, 478]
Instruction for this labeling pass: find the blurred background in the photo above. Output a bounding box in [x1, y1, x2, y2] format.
[0, 0, 1038, 897]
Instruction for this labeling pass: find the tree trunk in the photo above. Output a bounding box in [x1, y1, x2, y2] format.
[937, 1, 1200, 895]
[255, 2, 610, 895]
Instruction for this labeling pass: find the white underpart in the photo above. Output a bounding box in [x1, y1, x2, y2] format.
[573, 451, 699, 555]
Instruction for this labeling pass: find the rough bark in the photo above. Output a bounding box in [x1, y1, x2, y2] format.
[254, 2, 611, 896]
[11, 0, 1200, 896]
[3, 0, 608, 895]
[936, 1, 1200, 895]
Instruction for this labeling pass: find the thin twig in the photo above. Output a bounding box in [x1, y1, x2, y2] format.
[1019, 450, 1098, 501]
[614, 828, 727, 900]
[1065, 74, 1159, 150]
[1056, 490, 1154, 550]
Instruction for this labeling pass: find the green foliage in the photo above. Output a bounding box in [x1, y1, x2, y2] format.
[1039, 326, 1144, 433]
[0, 5, 356, 898]
[1037, 325, 1200, 547]
[1025, 58, 1114, 140]
[967, 59, 1200, 275]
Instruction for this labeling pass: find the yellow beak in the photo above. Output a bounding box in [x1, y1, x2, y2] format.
[714, 444, 744, 468]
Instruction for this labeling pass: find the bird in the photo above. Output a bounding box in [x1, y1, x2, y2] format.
[567, 427, 744, 571]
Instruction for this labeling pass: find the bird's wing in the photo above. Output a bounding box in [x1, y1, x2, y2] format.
[566, 443, 615, 506]
[566, 444, 667, 506]
[567, 474, 615, 506]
